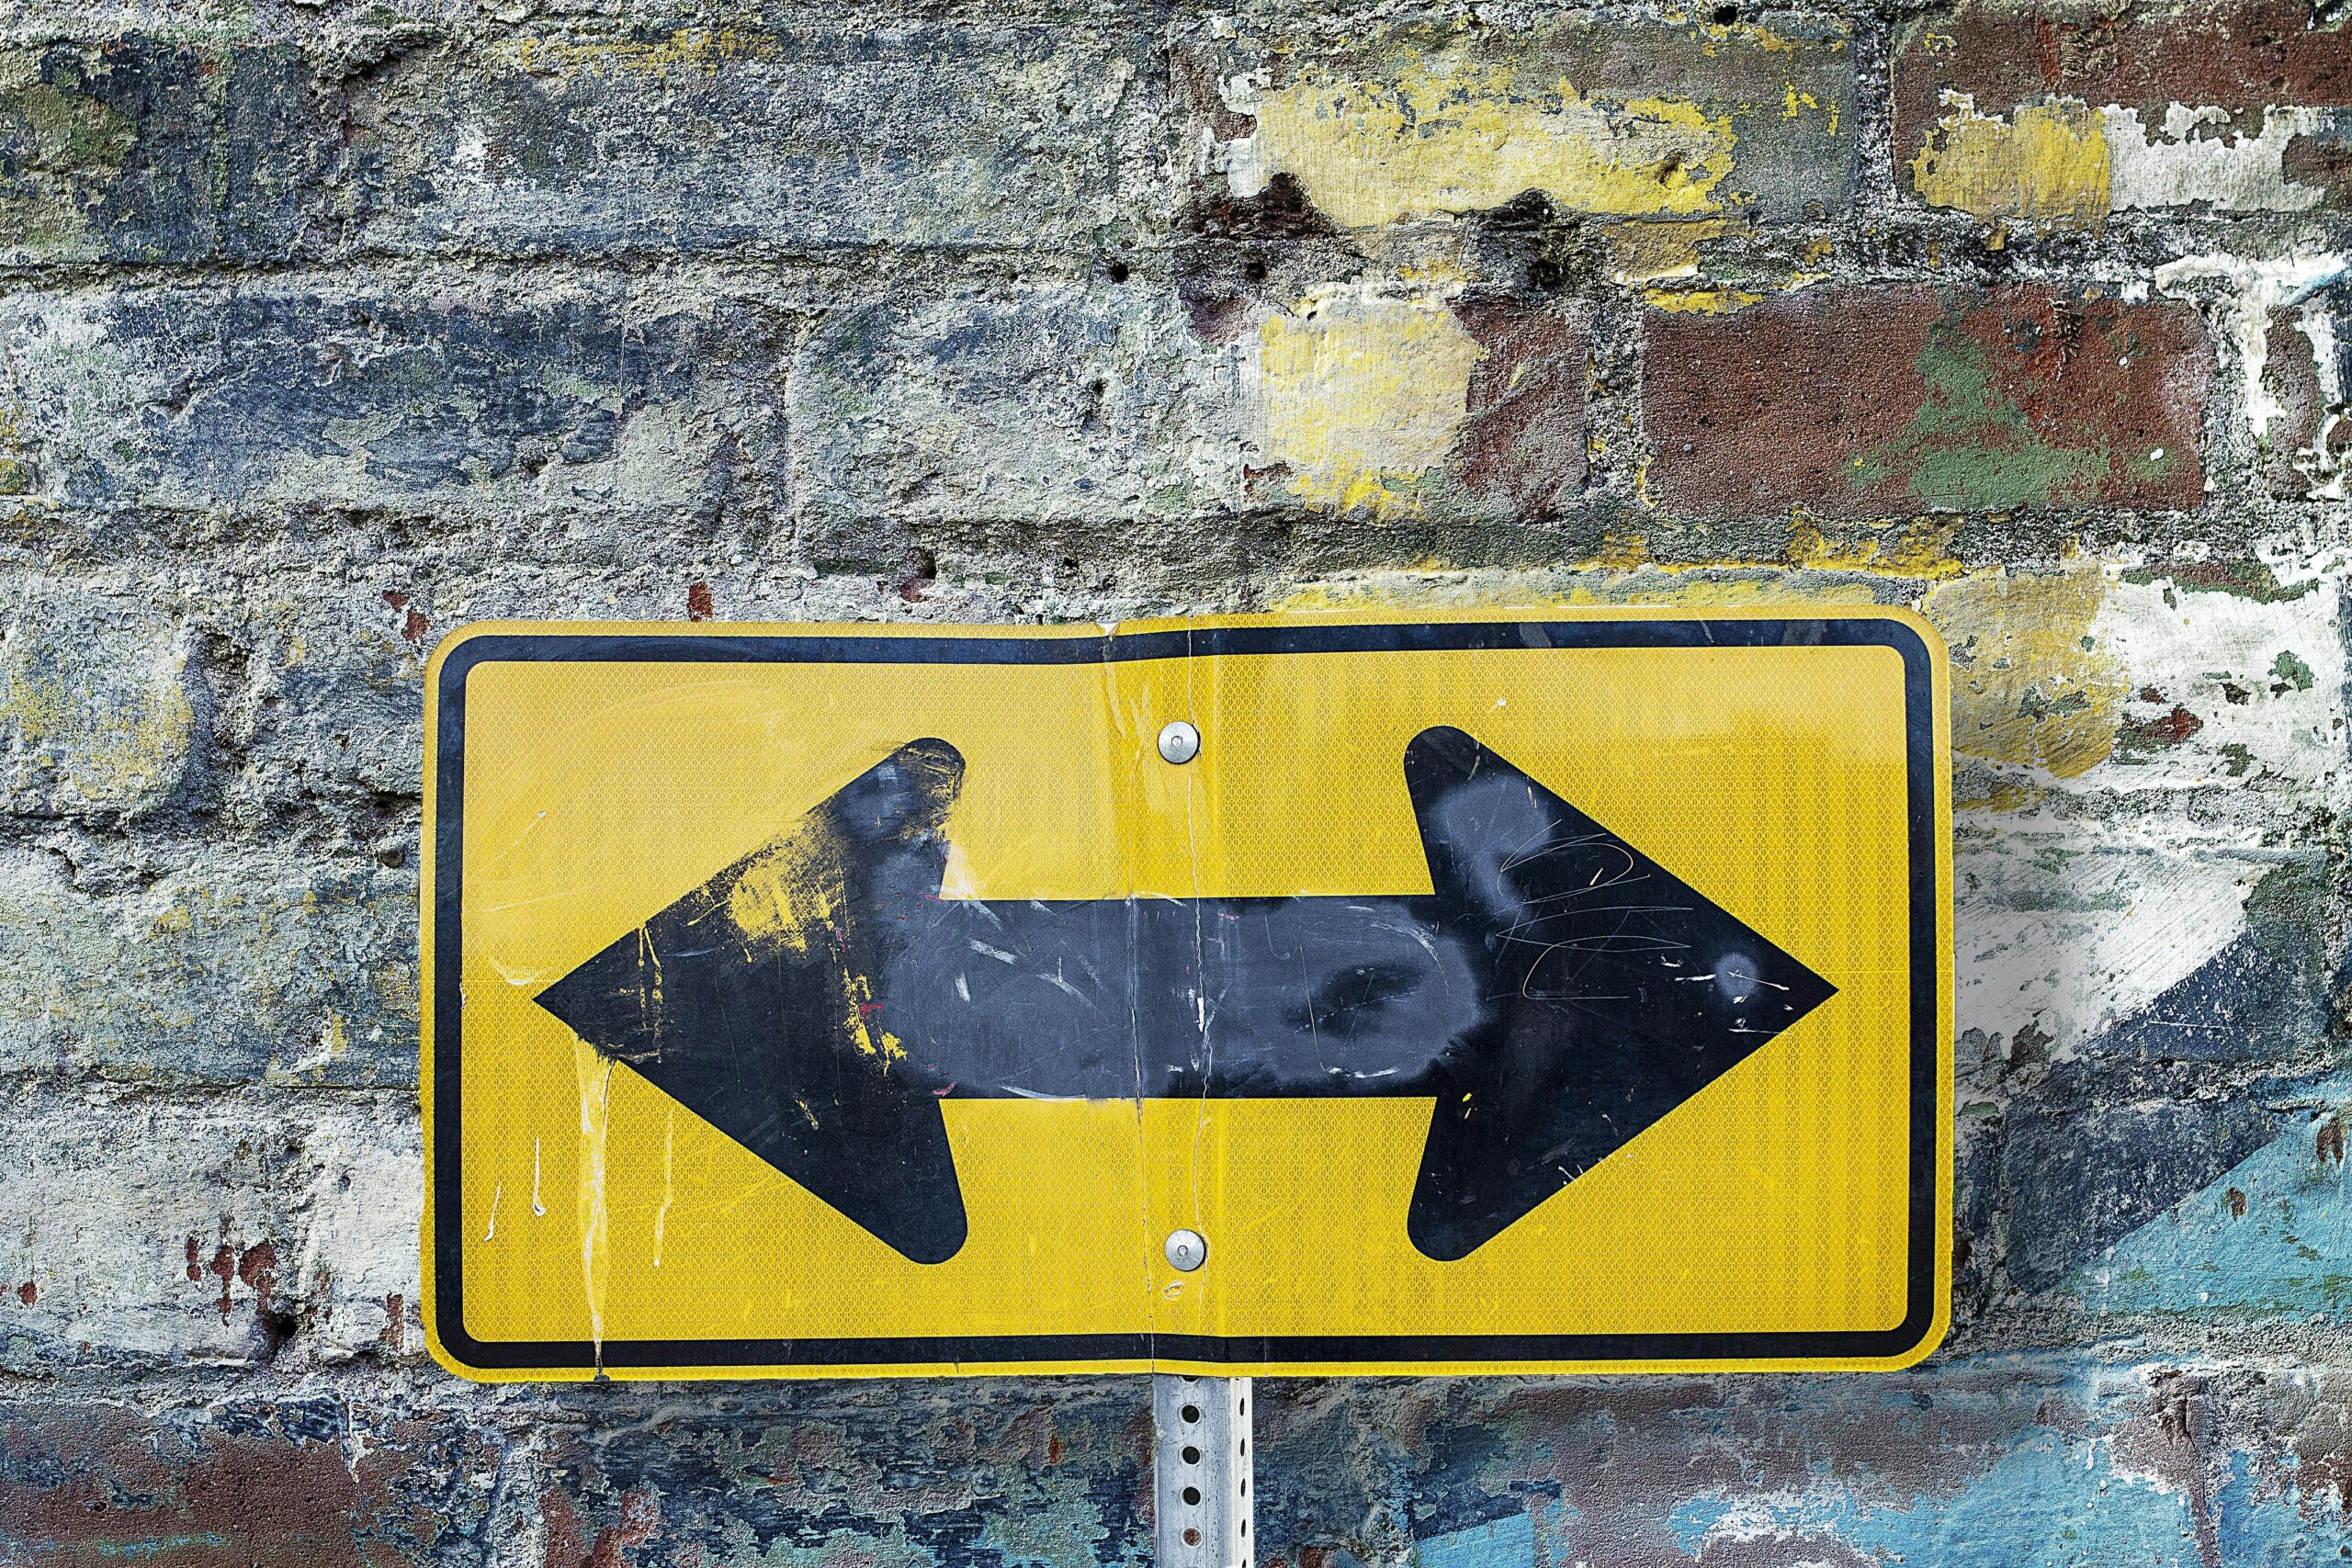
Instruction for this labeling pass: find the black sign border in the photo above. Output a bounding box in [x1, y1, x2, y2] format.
[430, 617, 1943, 1372]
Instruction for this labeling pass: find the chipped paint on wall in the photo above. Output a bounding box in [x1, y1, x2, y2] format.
[2089, 570, 2347, 792]
[1910, 96, 2110, 228]
[2093, 1078, 2352, 1316]
[2159, 252, 2350, 488]
[1222, 52, 1738, 227]
[1605, 219, 1749, 284]
[1956, 825, 2263, 1059]
[1912, 93, 2336, 225]
[1926, 568, 2125, 778]
[1247, 287, 1484, 514]
[2276, 295, 2348, 499]
[1928, 564, 2345, 795]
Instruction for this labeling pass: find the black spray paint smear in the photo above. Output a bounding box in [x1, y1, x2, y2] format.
[535, 728, 1836, 1264]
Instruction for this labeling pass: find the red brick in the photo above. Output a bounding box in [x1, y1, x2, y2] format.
[1895, 2, 2352, 206]
[1642, 288, 2212, 520]
[0, 1400, 502, 1565]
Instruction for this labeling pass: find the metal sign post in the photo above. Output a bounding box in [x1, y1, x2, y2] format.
[1156, 1375, 1252, 1568]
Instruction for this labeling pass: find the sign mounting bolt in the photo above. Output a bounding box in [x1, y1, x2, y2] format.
[1158, 721, 1201, 765]
[1165, 1228, 1207, 1271]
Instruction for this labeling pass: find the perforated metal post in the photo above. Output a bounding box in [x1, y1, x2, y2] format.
[1154, 1375, 1253, 1568]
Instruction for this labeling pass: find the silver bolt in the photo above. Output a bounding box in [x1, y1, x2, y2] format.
[1158, 720, 1201, 765]
[1165, 1228, 1207, 1271]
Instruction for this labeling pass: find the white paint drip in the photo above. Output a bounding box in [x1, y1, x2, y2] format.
[2296, 297, 2346, 499]
[2156, 252, 2349, 450]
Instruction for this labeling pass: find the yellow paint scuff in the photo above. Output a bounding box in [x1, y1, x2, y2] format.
[1229, 51, 1739, 227]
[1923, 567, 2126, 777]
[724, 834, 832, 953]
[1641, 287, 1762, 314]
[1910, 96, 2111, 229]
[1787, 518, 1965, 580]
[1250, 288, 1485, 516]
[0, 641, 196, 811]
[1606, 219, 1749, 284]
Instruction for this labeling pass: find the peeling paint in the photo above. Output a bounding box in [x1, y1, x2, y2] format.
[1911, 96, 2110, 228]
[1913, 93, 2335, 225]
[1227, 53, 1737, 227]
[2158, 252, 2351, 494]
[1927, 568, 2125, 778]
[1248, 287, 1484, 514]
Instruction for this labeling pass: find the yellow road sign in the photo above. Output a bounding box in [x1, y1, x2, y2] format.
[423, 610, 1952, 1380]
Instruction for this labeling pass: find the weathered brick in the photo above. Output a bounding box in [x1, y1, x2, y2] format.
[0, 1084, 417, 1369]
[1896, 1, 2352, 226]
[0, 278, 788, 523]
[358, 26, 1165, 257]
[210, 580, 430, 813]
[1643, 288, 2212, 519]
[0, 39, 356, 266]
[1958, 831, 2334, 1066]
[1238, 288, 1589, 520]
[1250, 1359, 2352, 1564]
[791, 286, 1234, 556]
[1182, 16, 1858, 229]
[0, 842, 413, 1087]
[2261, 283, 2350, 497]
[0, 577, 198, 820]
[1998, 1069, 2290, 1295]
[0, 1396, 505, 1565]
[528, 1383, 1148, 1568]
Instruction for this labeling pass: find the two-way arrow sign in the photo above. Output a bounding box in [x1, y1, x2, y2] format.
[536, 725, 1836, 1265]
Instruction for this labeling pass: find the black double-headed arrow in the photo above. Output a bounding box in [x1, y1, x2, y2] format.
[536, 728, 1835, 1264]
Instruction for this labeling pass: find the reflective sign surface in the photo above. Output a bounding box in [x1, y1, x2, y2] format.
[424, 612, 1952, 1379]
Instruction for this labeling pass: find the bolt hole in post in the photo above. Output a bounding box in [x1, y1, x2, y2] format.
[1156, 1376, 1252, 1568]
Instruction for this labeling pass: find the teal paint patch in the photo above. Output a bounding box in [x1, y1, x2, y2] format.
[1413, 1509, 1538, 1568]
[1668, 1488, 1857, 1555]
[2088, 1083, 2352, 1317]
[1673, 1430, 2197, 1565]
[1846, 1433, 2199, 1568]
[2214, 1450, 2352, 1564]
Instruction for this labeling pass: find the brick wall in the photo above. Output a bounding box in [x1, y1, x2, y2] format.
[2, 0, 2349, 1562]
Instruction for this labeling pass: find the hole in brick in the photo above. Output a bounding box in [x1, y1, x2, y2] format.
[1183, 1529, 1201, 1547]
[1712, 4, 1736, 20]
[1109, 261, 1131, 283]
[1183, 1446, 1201, 1464]
[1183, 1486, 1203, 1506]
[1245, 258, 1268, 283]
[1182, 1404, 1201, 1424]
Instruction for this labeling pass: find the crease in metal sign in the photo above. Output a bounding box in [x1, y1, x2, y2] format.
[421, 612, 1953, 1381]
